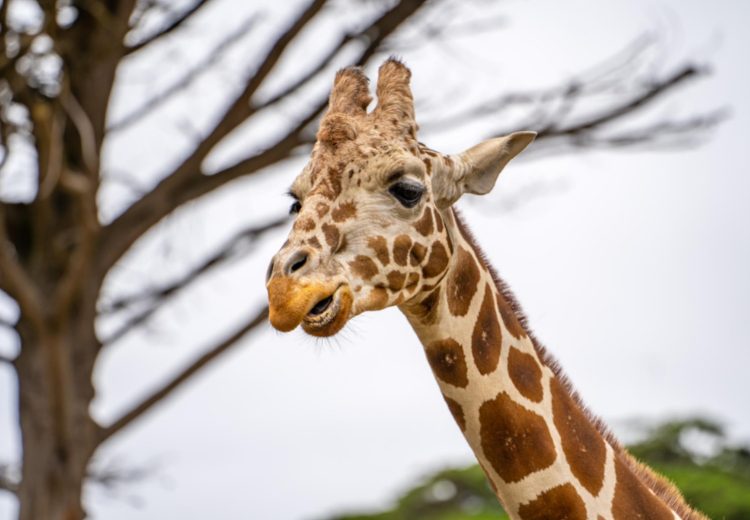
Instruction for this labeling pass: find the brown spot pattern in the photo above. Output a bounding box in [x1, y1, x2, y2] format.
[414, 209, 434, 236]
[367, 236, 390, 265]
[316, 202, 329, 217]
[409, 242, 427, 266]
[387, 270, 406, 291]
[471, 284, 502, 375]
[316, 167, 342, 199]
[349, 255, 378, 281]
[332, 201, 357, 222]
[479, 392, 557, 483]
[517, 483, 587, 520]
[496, 293, 527, 339]
[422, 242, 449, 278]
[612, 457, 675, 520]
[393, 235, 412, 266]
[425, 338, 468, 388]
[508, 348, 544, 403]
[405, 272, 419, 291]
[446, 247, 480, 317]
[551, 377, 607, 496]
[444, 397, 466, 431]
[294, 218, 316, 232]
[322, 223, 340, 249]
[307, 236, 321, 249]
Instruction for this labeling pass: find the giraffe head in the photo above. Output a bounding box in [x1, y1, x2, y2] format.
[266, 59, 534, 337]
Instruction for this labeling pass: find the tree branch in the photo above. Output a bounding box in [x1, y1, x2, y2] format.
[98, 98, 322, 276]
[255, 0, 432, 111]
[0, 207, 44, 329]
[527, 110, 729, 158]
[471, 62, 723, 159]
[534, 66, 706, 139]
[125, 0, 213, 55]
[99, 0, 328, 269]
[419, 33, 682, 137]
[100, 215, 288, 346]
[110, 14, 261, 133]
[99, 0, 430, 277]
[99, 306, 268, 444]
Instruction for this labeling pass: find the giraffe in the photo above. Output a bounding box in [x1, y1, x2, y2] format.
[265, 58, 707, 520]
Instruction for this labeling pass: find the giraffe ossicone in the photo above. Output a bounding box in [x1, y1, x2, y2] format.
[265, 58, 706, 520]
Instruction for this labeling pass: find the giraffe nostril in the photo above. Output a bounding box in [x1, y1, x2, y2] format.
[285, 250, 309, 275]
[266, 259, 275, 282]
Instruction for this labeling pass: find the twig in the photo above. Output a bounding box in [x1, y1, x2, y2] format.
[125, 0, 213, 55]
[87, 457, 158, 491]
[382, 11, 508, 51]
[100, 215, 288, 346]
[98, 0, 329, 271]
[98, 95, 324, 276]
[103, 216, 286, 314]
[99, 306, 268, 444]
[529, 110, 729, 156]
[419, 33, 658, 133]
[109, 14, 260, 133]
[99, 0, 430, 276]
[535, 66, 706, 139]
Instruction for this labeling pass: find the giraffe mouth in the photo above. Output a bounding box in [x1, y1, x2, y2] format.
[302, 285, 352, 337]
[308, 295, 333, 316]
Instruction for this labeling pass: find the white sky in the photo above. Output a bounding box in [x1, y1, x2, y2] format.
[1, 0, 749, 518]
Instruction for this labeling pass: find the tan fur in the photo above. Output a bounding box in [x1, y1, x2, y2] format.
[452, 212, 706, 520]
[267, 59, 707, 520]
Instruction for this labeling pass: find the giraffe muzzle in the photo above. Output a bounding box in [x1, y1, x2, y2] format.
[301, 285, 352, 337]
[267, 277, 352, 336]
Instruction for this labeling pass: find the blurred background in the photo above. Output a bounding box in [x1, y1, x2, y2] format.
[0, 0, 748, 519]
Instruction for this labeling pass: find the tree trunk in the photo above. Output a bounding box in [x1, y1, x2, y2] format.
[14, 303, 100, 520]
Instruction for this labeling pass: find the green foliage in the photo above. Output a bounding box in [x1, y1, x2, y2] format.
[628, 418, 750, 520]
[328, 465, 509, 520]
[323, 417, 750, 520]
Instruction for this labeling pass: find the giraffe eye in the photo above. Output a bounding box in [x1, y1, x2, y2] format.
[289, 200, 302, 215]
[389, 181, 424, 208]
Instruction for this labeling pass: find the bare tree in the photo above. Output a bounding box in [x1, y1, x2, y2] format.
[0, 0, 723, 518]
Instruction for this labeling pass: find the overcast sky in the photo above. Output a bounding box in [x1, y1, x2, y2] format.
[1, 0, 749, 519]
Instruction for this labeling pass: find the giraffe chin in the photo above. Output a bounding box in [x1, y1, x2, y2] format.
[301, 285, 353, 337]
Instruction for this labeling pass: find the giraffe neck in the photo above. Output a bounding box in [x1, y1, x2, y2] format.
[400, 209, 700, 520]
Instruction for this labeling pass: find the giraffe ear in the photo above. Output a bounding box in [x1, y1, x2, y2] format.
[432, 131, 536, 208]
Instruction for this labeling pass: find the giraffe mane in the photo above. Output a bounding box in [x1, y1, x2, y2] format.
[451, 209, 706, 520]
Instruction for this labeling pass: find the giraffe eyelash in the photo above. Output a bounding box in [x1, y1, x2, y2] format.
[287, 190, 301, 215]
